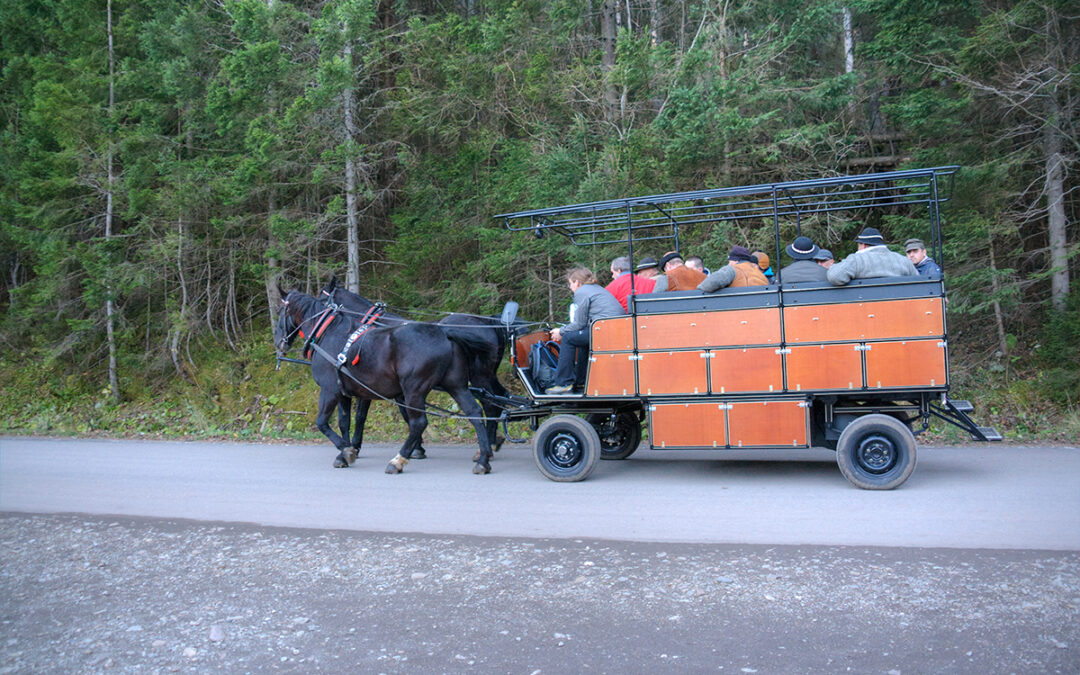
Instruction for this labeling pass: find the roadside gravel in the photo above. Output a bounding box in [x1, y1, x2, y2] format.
[2, 513, 1077, 674]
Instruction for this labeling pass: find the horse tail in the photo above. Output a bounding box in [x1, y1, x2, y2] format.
[440, 325, 493, 356]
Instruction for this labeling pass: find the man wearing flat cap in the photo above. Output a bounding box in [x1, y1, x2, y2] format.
[778, 235, 828, 283]
[698, 246, 770, 292]
[813, 248, 834, 269]
[635, 256, 661, 279]
[904, 238, 942, 277]
[826, 227, 917, 285]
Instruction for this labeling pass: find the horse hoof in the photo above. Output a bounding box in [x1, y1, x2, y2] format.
[472, 450, 480, 462]
[385, 463, 401, 474]
[345, 448, 359, 465]
[472, 462, 491, 475]
[333, 457, 349, 468]
[494, 436, 505, 453]
[413, 447, 427, 460]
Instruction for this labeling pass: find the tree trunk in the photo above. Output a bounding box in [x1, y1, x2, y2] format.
[1044, 96, 1069, 311]
[601, 0, 618, 120]
[343, 40, 360, 294]
[105, 0, 119, 402]
[987, 229, 1009, 361]
[265, 193, 280, 330]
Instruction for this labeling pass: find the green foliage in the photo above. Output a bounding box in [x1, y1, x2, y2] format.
[0, 0, 1075, 440]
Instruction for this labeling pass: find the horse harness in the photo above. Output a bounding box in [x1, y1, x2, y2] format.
[300, 302, 386, 377]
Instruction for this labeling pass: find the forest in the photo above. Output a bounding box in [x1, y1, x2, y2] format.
[0, 0, 1076, 440]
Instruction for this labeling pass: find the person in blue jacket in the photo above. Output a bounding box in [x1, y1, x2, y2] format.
[905, 238, 942, 277]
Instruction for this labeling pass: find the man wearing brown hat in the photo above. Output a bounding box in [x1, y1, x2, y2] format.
[657, 250, 706, 292]
[904, 238, 942, 277]
[698, 246, 770, 292]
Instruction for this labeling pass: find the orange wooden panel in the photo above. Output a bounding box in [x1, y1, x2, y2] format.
[711, 348, 784, 394]
[637, 351, 709, 395]
[513, 329, 550, 368]
[586, 352, 637, 396]
[650, 403, 727, 448]
[784, 298, 944, 343]
[591, 316, 634, 352]
[635, 313, 707, 350]
[698, 308, 782, 347]
[865, 339, 947, 388]
[727, 400, 807, 447]
[786, 344, 863, 391]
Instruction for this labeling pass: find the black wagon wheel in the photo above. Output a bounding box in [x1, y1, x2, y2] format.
[533, 415, 601, 482]
[835, 414, 917, 490]
[586, 411, 642, 460]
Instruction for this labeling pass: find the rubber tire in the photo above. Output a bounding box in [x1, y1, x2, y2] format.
[835, 414, 917, 490]
[533, 415, 601, 482]
[587, 412, 642, 460]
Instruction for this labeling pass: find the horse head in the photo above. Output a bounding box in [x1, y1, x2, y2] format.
[274, 290, 307, 355]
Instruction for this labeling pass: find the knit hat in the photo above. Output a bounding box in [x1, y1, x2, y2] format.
[785, 235, 819, 260]
[752, 252, 770, 270]
[659, 251, 684, 270]
[854, 227, 884, 246]
[728, 246, 757, 264]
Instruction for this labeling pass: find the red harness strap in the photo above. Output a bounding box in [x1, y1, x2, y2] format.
[345, 307, 385, 365]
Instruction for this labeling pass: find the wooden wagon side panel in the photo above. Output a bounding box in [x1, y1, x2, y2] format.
[786, 344, 863, 391]
[637, 351, 709, 395]
[591, 316, 634, 352]
[710, 347, 784, 394]
[784, 298, 944, 343]
[727, 400, 808, 447]
[586, 352, 637, 396]
[865, 339, 947, 388]
[649, 403, 728, 448]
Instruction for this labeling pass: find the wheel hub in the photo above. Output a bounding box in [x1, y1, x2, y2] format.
[856, 433, 896, 474]
[548, 432, 582, 468]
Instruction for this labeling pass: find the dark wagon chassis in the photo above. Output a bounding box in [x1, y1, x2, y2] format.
[478, 166, 1000, 488]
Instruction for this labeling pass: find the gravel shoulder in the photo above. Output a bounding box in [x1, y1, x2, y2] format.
[2, 513, 1078, 674]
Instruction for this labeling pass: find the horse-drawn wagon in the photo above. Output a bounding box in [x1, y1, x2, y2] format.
[489, 166, 1001, 488]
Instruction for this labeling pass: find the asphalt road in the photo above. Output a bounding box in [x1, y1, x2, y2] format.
[2, 436, 1078, 674]
[1, 436, 1078, 550]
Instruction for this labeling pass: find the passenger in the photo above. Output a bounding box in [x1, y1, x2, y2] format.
[778, 236, 828, 283]
[813, 248, 834, 269]
[827, 227, 918, 286]
[685, 255, 710, 276]
[698, 246, 770, 292]
[752, 251, 775, 283]
[904, 238, 942, 277]
[605, 255, 656, 312]
[657, 250, 707, 292]
[546, 267, 625, 395]
[635, 257, 661, 279]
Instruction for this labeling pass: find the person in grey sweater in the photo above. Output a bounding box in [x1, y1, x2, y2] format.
[547, 267, 625, 394]
[827, 227, 918, 285]
[778, 235, 828, 283]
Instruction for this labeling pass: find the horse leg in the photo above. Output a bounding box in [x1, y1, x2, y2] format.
[385, 398, 428, 475]
[337, 396, 358, 466]
[344, 398, 371, 465]
[315, 389, 353, 469]
[447, 387, 493, 475]
[396, 397, 426, 459]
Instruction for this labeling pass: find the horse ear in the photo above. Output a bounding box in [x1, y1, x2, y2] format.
[277, 282, 287, 301]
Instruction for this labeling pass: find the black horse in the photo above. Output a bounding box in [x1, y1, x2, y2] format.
[318, 278, 513, 456]
[274, 288, 495, 474]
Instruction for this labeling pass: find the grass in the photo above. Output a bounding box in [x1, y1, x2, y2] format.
[0, 338, 1075, 446]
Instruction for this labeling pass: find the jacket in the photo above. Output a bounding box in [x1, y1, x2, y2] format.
[827, 245, 918, 286]
[665, 265, 707, 291]
[698, 261, 769, 292]
[605, 272, 657, 311]
[779, 259, 828, 283]
[915, 257, 942, 277]
[563, 284, 625, 333]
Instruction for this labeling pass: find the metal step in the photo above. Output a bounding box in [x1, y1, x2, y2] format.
[947, 399, 974, 413]
[976, 426, 1003, 442]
